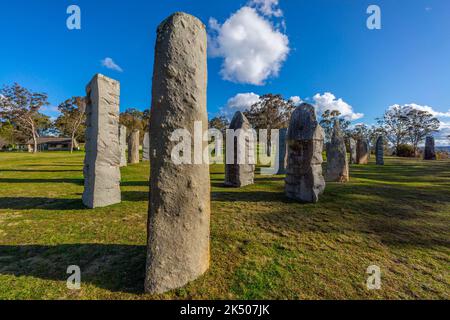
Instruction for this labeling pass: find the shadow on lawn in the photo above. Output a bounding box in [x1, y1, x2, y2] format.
[0, 169, 81, 173]
[0, 197, 85, 210]
[212, 190, 293, 203]
[121, 191, 149, 202]
[0, 244, 146, 294]
[0, 178, 83, 185]
[121, 181, 149, 187]
[249, 179, 450, 248]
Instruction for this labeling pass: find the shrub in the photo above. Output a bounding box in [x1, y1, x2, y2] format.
[396, 144, 415, 157]
[437, 152, 449, 160]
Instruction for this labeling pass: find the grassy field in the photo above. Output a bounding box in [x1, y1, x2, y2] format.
[0, 152, 449, 300]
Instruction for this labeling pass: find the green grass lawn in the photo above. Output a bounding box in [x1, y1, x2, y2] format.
[0, 152, 449, 300]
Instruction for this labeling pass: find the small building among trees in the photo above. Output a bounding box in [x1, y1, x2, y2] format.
[24, 137, 79, 152]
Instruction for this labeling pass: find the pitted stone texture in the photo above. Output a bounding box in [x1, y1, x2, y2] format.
[82, 74, 121, 209]
[276, 128, 287, 175]
[128, 129, 140, 164]
[376, 136, 384, 165]
[285, 103, 325, 203]
[143, 132, 150, 161]
[326, 121, 349, 182]
[146, 12, 210, 295]
[356, 139, 370, 165]
[224, 111, 255, 187]
[119, 125, 127, 167]
[424, 136, 436, 160]
[349, 138, 357, 164]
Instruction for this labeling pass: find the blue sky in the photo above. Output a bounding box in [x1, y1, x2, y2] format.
[1, 0, 449, 143]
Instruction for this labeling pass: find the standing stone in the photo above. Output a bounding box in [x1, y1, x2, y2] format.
[119, 125, 127, 167]
[285, 103, 325, 203]
[276, 128, 287, 174]
[142, 132, 150, 161]
[128, 129, 140, 164]
[375, 136, 384, 165]
[356, 138, 370, 164]
[82, 74, 121, 208]
[224, 111, 255, 187]
[326, 120, 349, 182]
[349, 138, 357, 164]
[424, 136, 436, 160]
[146, 12, 210, 294]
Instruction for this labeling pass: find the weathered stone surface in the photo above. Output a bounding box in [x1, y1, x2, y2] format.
[285, 103, 325, 203]
[128, 129, 140, 164]
[326, 120, 349, 182]
[119, 125, 127, 167]
[224, 111, 255, 187]
[146, 12, 210, 294]
[276, 128, 287, 175]
[375, 136, 384, 165]
[424, 136, 436, 160]
[82, 74, 121, 209]
[143, 132, 150, 161]
[349, 138, 357, 164]
[356, 138, 370, 164]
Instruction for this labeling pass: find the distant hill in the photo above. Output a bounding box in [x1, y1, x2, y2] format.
[436, 146, 450, 152]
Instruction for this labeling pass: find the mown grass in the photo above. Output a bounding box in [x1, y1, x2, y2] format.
[0, 152, 449, 300]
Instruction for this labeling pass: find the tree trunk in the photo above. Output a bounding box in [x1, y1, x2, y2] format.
[32, 131, 38, 154]
[413, 142, 419, 158]
[70, 131, 75, 153]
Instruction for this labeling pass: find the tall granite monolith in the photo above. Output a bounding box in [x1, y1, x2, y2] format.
[143, 132, 150, 161]
[326, 120, 349, 182]
[119, 125, 127, 167]
[356, 138, 370, 165]
[285, 103, 325, 203]
[128, 129, 140, 164]
[276, 128, 287, 174]
[349, 138, 357, 164]
[424, 136, 436, 160]
[224, 111, 255, 187]
[82, 74, 121, 208]
[145, 12, 210, 294]
[376, 136, 384, 165]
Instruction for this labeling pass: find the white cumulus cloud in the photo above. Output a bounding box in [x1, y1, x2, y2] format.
[220, 92, 261, 118]
[389, 103, 450, 118]
[249, 0, 283, 17]
[101, 57, 123, 72]
[208, 6, 290, 85]
[289, 96, 303, 106]
[312, 92, 364, 121]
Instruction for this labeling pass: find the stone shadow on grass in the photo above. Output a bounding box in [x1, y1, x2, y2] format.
[0, 178, 83, 185]
[210, 176, 285, 189]
[0, 244, 146, 294]
[121, 181, 149, 187]
[212, 191, 294, 203]
[121, 191, 149, 202]
[249, 181, 450, 248]
[0, 197, 85, 210]
[0, 169, 81, 173]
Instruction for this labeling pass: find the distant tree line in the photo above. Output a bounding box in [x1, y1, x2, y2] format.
[208, 94, 442, 157]
[1, 83, 442, 156]
[0, 83, 151, 153]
